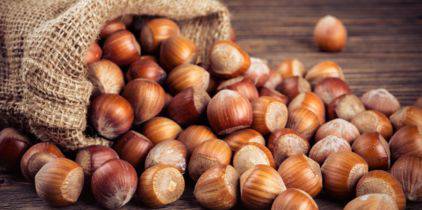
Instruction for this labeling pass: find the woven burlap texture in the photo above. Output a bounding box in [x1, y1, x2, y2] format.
[0, 0, 231, 150]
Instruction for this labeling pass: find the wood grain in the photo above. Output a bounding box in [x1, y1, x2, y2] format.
[1, 0, 422, 209]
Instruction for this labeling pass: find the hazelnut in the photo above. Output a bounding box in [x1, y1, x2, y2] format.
[167, 88, 210, 126]
[207, 90, 253, 135]
[328, 94, 365, 121]
[0, 128, 30, 172]
[84, 42, 102, 65]
[352, 132, 390, 170]
[389, 125, 422, 160]
[188, 139, 232, 181]
[177, 125, 217, 154]
[390, 106, 422, 129]
[309, 135, 351, 165]
[276, 76, 311, 100]
[240, 165, 286, 209]
[305, 61, 345, 85]
[145, 139, 187, 173]
[315, 118, 360, 143]
[288, 92, 325, 124]
[103, 30, 140, 66]
[140, 18, 181, 53]
[209, 40, 251, 79]
[113, 130, 153, 168]
[141, 117, 182, 145]
[243, 57, 270, 87]
[122, 79, 165, 124]
[356, 170, 406, 210]
[271, 188, 318, 210]
[259, 87, 289, 104]
[91, 159, 138, 209]
[20, 142, 64, 181]
[314, 77, 351, 104]
[35, 158, 84, 206]
[263, 70, 283, 89]
[217, 76, 259, 102]
[75, 145, 119, 177]
[166, 64, 210, 94]
[351, 110, 393, 139]
[233, 142, 275, 174]
[224, 129, 265, 152]
[314, 15, 347, 52]
[138, 164, 185, 208]
[126, 57, 166, 83]
[89, 94, 134, 139]
[88, 60, 125, 96]
[268, 129, 309, 166]
[277, 154, 322, 197]
[321, 151, 368, 199]
[252, 96, 288, 135]
[194, 165, 239, 210]
[344, 194, 399, 210]
[286, 107, 320, 139]
[274, 58, 306, 78]
[100, 20, 126, 39]
[159, 36, 197, 70]
[361, 88, 400, 116]
[390, 155, 422, 201]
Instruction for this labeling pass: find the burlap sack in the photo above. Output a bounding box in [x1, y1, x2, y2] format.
[0, 0, 231, 150]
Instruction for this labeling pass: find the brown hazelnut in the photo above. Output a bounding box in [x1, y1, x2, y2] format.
[305, 61, 345, 85]
[75, 145, 119, 177]
[328, 94, 366, 121]
[271, 188, 318, 210]
[352, 132, 390, 170]
[356, 170, 406, 210]
[100, 20, 126, 39]
[113, 130, 153, 168]
[122, 79, 165, 124]
[252, 96, 288, 135]
[276, 76, 311, 100]
[274, 58, 306, 78]
[126, 57, 166, 83]
[286, 107, 320, 139]
[88, 60, 125, 96]
[224, 128, 265, 152]
[141, 117, 182, 145]
[138, 164, 185, 208]
[314, 77, 351, 104]
[268, 129, 309, 166]
[140, 18, 181, 53]
[288, 92, 326, 124]
[315, 118, 360, 143]
[167, 88, 210, 126]
[194, 165, 239, 210]
[217, 76, 259, 102]
[0, 128, 30, 172]
[188, 139, 232, 181]
[259, 87, 289, 104]
[166, 64, 210, 94]
[361, 88, 401, 116]
[243, 57, 270, 87]
[390, 155, 422, 201]
[344, 194, 399, 210]
[321, 151, 368, 199]
[84, 42, 102, 65]
[233, 142, 275, 174]
[209, 40, 251, 79]
[177, 125, 217, 154]
[103, 30, 140, 66]
[314, 15, 347, 52]
[389, 125, 422, 160]
[207, 90, 253, 135]
[351, 110, 393, 139]
[309, 135, 351, 165]
[89, 94, 134, 139]
[159, 36, 197, 71]
[145, 139, 187, 173]
[277, 154, 322, 197]
[390, 106, 422, 129]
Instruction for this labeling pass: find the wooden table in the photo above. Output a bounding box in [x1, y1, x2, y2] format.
[1, 0, 421, 209]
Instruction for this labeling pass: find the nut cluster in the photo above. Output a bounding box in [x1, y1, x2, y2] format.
[0, 14, 421, 210]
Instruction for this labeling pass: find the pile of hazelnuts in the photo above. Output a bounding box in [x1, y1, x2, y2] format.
[1, 14, 422, 210]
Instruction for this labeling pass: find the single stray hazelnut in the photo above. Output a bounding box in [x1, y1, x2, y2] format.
[314, 15, 347, 52]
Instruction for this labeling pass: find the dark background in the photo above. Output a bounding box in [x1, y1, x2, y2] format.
[1, 0, 421, 209]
